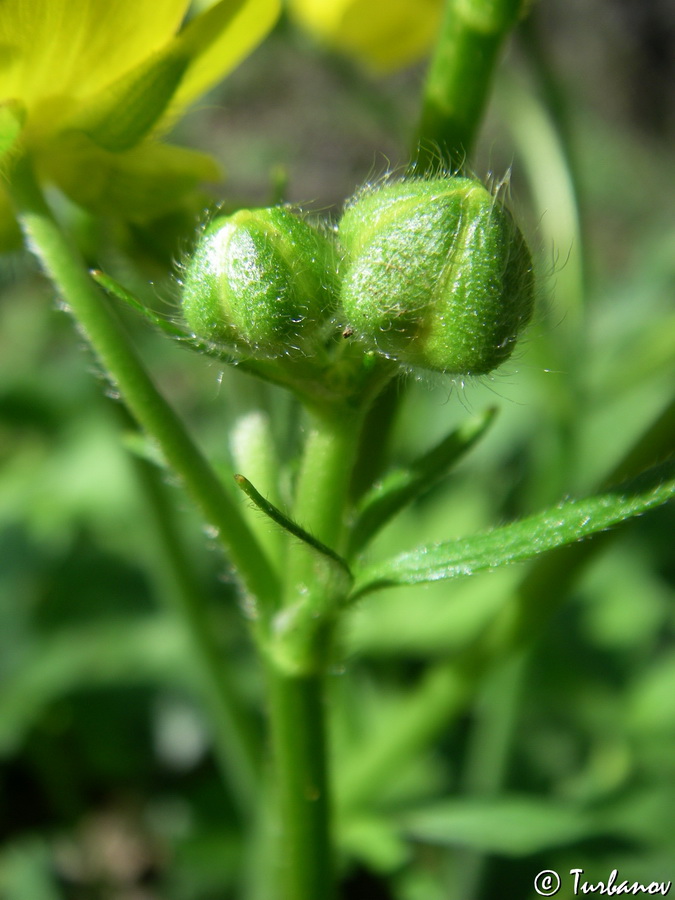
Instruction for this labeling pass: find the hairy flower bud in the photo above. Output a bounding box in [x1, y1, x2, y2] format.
[338, 177, 534, 375]
[182, 207, 337, 356]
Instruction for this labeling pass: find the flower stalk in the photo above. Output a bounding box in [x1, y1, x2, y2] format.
[416, 0, 526, 163]
[8, 154, 281, 615]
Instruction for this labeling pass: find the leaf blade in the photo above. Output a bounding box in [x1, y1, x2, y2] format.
[347, 407, 496, 557]
[398, 795, 599, 856]
[352, 461, 675, 597]
[234, 474, 352, 587]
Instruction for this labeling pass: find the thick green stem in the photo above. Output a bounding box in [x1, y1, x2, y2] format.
[416, 0, 525, 165]
[283, 405, 363, 614]
[265, 405, 364, 900]
[267, 668, 335, 900]
[293, 406, 363, 550]
[9, 155, 280, 615]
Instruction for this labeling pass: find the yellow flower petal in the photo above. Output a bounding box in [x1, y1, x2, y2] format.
[40, 132, 220, 219]
[168, 0, 280, 113]
[288, 0, 443, 72]
[65, 0, 281, 148]
[0, 0, 188, 104]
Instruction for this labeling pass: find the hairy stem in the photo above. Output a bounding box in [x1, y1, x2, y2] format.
[266, 404, 364, 899]
[9, 154, 280, 616]
[282, 405, 362, 617]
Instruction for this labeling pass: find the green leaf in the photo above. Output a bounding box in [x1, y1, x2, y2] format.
[91, 270, 322, 393]
[399, 795, 599, 856]
[351, 460, 675, 598]
[234, 474, 351, 585]
[0, 617, 191, 755]
[347, 407, 496, 557]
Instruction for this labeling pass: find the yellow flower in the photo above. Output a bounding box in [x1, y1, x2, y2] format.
[0, 0, 279, 245]
[287, 0, 443, 73]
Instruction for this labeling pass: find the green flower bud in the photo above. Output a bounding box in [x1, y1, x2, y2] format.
[182, 207, 337, 356]
[338, 177, 534, 375]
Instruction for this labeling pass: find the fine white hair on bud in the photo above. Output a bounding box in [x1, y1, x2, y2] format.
[338, 176, 534, 375]
[182, 207, 338, 358]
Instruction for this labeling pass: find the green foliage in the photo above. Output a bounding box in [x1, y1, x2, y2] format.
[1, 2, 674, 899]
[351, 461, 675, 596]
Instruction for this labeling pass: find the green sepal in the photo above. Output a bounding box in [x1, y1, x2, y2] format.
[43, 135, 220, 219]
[66, 49, 188, 152]
[91, 269, 310, 392]
[350, 460, 675, 599]
[91, 269, 186, 336]
[0, 100, 25, 161]
[175, 0, 250, 57]
[347, 407, 497, 557]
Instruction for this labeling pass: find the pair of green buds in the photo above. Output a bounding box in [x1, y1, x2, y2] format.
[182, 175, 534, 376]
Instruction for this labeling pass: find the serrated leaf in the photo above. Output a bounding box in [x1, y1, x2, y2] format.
[347, 407, 496, 557]
[399, 795, 599, 856]
[351, 460, 675, 598]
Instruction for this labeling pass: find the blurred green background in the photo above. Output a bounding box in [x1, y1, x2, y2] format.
[1, 2, 674, 898]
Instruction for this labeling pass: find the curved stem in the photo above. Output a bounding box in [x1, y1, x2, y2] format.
[8, 154, 281, 615]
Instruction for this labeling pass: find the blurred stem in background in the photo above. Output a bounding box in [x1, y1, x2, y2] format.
[119, 409, 262, 816]
[416, 0, 526, 166]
